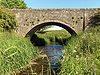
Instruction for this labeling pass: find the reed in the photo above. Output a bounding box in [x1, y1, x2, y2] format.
[0, 32, 37, 75]
[60, 26, 100, 75]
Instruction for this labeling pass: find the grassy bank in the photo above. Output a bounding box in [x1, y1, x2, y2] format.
[0, 26, 99, 75]
[35, 30, 71, 44]
[0, 32, 37, 75]
[60, 26, 100, 75]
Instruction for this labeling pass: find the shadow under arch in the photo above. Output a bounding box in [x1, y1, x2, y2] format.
[25, 20, 77, 37]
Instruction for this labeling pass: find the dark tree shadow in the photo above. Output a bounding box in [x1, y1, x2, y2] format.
[30, 34, 46, 46]
[88, 11, 100, 27]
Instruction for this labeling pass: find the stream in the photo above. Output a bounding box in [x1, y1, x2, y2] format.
[37, 44, 63, 75]
[43, 45, 63, 71]
[17, 44, 63, 75]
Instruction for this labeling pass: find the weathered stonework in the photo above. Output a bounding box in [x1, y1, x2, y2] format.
[11, 8, 98, 37]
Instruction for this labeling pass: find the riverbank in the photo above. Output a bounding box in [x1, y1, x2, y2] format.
[35, 30, 71, 45]
[0, 32, 37, 75]
[60, 26, 100, 75]
[0, 26, 100, 75]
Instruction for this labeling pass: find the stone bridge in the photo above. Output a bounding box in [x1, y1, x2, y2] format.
[12, 8, 98, 37]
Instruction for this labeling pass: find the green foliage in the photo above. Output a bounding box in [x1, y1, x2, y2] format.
[60, 26, 100, 75]
[0, 7, 17, 31]
[0, 0, 27, 9]
[90, 9, 100, 26]
[35, 30, 71, 44]
[0, 32, 37, 75]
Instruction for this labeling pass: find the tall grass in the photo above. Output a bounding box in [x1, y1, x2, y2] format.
[0, 32, 37, 75]
[60, 26, 100, 75]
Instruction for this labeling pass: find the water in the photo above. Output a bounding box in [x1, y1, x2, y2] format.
[17, 45, 63, 75]
[41, 45, 63, 72]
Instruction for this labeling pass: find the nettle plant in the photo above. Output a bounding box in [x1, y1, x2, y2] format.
[0, 7, 17, 32]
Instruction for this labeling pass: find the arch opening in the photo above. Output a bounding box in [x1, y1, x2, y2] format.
[26, 21, 77, 38]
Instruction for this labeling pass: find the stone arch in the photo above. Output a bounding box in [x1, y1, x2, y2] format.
[26, 20, 77, 37]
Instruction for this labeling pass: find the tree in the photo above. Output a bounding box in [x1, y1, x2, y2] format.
[0, 7, 17, 31]
[0, 0, 27, 9]
[89, 9, 100, 27]
[0, 0, 27, 31]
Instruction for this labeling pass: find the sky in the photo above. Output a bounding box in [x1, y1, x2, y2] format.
[46, 26, 63, 30]
[24, 0, 100, 8]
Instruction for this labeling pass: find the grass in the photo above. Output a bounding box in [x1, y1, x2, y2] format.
[35, 29, 71, 44]
[0, 26, 100, 75]
[60, 26, 100, 75]
[0, 29, 70, 75]
[0, 32, 37, 75]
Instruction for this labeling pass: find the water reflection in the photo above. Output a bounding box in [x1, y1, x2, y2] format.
[39, 45, 63, 74]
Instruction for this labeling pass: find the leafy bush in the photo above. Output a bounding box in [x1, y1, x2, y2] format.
[0, 32, 37, 75]
[0, 7, 17, 31]
[60, 26, 100, 75]
[0, 0, 27, 9]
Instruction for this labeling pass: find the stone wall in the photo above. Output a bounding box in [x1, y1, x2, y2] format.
[11, 8, 98, 36]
